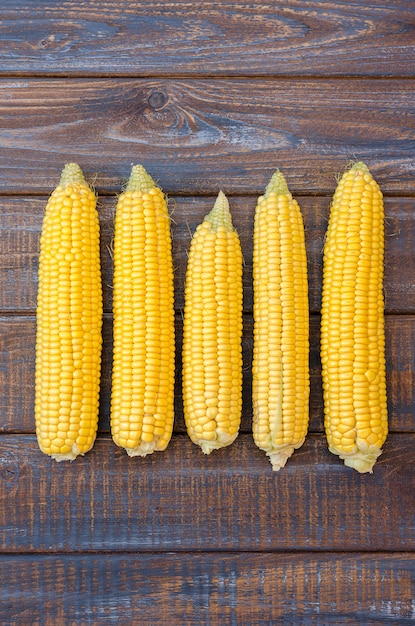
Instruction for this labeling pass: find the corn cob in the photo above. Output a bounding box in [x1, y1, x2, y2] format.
[110, 165, 175, 456]
[321, 162, 388, 473]
[182, 191, 243, 454]
[252, 170, 310, 470]
[35, 163, 103, 461]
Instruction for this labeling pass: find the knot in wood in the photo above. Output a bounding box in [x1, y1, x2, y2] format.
[148, 89, 168, 111]
[0, 451, 20, 485]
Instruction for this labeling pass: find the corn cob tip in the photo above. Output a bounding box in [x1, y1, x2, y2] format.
[126, 164, 157, 193]
[337, 161, 371, 182]
[205, 191, 234, 231]
[264, 169, 290, 197]
[350, 160, 370, 174]
[59, 163, 86, 187]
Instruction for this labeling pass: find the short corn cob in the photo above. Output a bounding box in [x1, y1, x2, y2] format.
[35, 163, 103, 461]
[110, 165, 175, 456]
[182, 191, 243, 454]
[321, 162, 388, 473]
[252, 170, 310, 470]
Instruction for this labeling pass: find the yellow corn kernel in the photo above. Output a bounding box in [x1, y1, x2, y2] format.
[252, 170, 310, 470]
[321, 162, 388, 473]
[35, 163, 103, 461]
[110, 165, 175, 456]
[183, 191, 243, 454]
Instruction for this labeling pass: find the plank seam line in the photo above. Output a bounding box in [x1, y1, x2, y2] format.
[1, 73, 415, 81]
[1, 190, 414, 199]
[1, 549, 415, 556]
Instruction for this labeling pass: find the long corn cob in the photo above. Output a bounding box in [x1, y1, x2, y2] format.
[321, 161, 388, 473]
[110, 165, 175, 456]
[182, 191, 243, 454]
[252, 170, 310, 470]
[35, 163, 103, 461]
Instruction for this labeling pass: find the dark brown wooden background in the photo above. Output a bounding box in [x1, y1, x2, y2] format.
[1, 2, 415, 623]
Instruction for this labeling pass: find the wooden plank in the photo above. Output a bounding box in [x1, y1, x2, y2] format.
[1, 1, 414, 78]
[1, 196, 414, 315]
[1, 553, 415, 625]
[0, 433, 413, 552]
[1, 314, 414, 434]
[1, 78, 414, 195]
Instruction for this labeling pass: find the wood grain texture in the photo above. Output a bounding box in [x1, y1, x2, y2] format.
[2, 553, 415, 625]
[1, 195, 414, 314]
[1, 5, 414, 621]
[1, 1, 414, 78]
[1, 315, 414, 434]
[1, 78, 414, 194]
[0, 434, 413, 553]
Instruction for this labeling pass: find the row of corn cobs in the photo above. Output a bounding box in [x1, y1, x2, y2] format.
[35, 162, 388, 473]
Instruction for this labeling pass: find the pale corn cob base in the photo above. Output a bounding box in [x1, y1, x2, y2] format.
[182, 191, 243, 454]
[321, 162, 388, 473]
[266, 439, 306, 471]
[198, 431, 239, 456]
[252, 170, 310, 470]
[328, 443, 383, 474]
[124, 440, 167, 458]
[52, 444, 83, 463]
